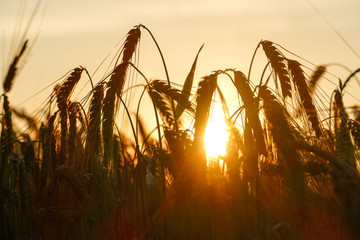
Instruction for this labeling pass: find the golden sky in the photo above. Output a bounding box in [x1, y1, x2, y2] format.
[1, 0, 360, 116]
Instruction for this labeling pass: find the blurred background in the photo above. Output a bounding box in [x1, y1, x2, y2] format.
[1, 0, 360, 120]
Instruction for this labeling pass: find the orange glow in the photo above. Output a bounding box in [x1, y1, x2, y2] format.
[205, 109, 228, 160]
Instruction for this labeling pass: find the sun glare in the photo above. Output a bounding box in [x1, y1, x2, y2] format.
[205, 112, 228, 160]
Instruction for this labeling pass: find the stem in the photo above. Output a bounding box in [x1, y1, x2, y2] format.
[73, 101, 89, 131]
[135, 87, 148, 144]
[259, 61, 272, 87]
[129, 62, 166, 198]
[118, 96, 139, 157]
[248, 42, 261, 81]
[129, 63, 163, 152]
[80, 66, 94, 89]
[341, 68, 360, 93]
[139, 25, 178, 133]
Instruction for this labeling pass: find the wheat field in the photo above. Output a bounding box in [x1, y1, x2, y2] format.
[1, 23, 360, 240]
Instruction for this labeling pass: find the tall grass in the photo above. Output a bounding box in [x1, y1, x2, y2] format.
[1, 25, 360, 240]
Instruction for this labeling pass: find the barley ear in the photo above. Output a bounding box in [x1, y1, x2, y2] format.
[102, 63, 128, 167]
[331, 90, 358, 217]
[151, 80, 195, 118]
[333, 90, 356, 171]
[261, 40, 291, 99]
[288, 59, 321, 137]
[259, 86, 306, 211]
[148, 83, 174, 128]
[349, 119, 360, 150]
[40, 111, 58, 192]
[68, 102, 82, 167]
[193, 73, 217, 169]
[1, 95, 15, 156]
[3, 40, 28, 93]
[55, 67, 83, 164]
[176, 44, 203, 119]
[86, 83, 104, 170]
[309, 65, 326, 95]
[121, 27, 141, 64]
[56, 67, 83, 101]
[233, 71, 267, 156]
[116, 26, 141, 96]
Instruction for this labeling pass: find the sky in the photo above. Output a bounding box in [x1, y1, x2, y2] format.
[1, 0, 360, 125]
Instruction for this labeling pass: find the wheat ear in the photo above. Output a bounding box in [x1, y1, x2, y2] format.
[233, 71, 267, 156]
[193, 73, 218, 166]
[288, 59, 321, 137]
[261, 40, 291, 99]
[3, 40, 28, 93]
[309, 65, 326, 95]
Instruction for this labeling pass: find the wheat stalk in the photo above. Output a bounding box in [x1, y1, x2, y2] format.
[55, 165, 89, 203]
[259, 86, 306, 208]
[39, 111, 58, 193]
[68, 102, 79, 166]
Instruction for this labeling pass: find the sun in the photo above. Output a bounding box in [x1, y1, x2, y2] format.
[204, 111, 228, 160]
